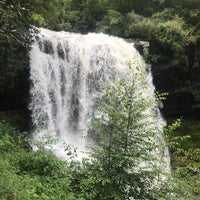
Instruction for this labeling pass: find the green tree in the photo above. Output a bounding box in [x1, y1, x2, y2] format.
[127, 9, 196, 64]
[0, 0, 31, 111]
[79, 61, 169, 199]
[97, 9, 126, 36]
[30, 0, 72, 30]
[0, 0, 31, 44]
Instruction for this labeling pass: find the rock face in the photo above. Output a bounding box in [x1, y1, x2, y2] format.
[152, 64, 200, 118]
[135, 40, 200, 118]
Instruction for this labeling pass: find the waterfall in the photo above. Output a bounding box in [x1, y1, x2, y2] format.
[29, 28, 169, 171]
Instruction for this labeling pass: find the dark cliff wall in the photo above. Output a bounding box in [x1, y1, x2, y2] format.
[135, 41, 200, 119]
[152, 64, 200, 118]
[152, 44, 200, 118]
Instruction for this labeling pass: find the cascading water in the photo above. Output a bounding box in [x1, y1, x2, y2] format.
[29, 28, 170, 172]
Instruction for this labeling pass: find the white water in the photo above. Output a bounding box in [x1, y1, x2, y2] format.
[29, 28, 169, 171]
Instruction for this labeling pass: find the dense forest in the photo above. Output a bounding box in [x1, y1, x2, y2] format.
[0, 0, 200, 199]
[1, 0, 200, 116]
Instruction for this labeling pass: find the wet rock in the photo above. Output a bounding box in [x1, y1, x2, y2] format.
[38, 40, 54, 54]
[57, 43, 65, 59]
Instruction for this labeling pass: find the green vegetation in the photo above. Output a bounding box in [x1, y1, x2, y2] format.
[0, 0, 199, 109]
[0, 0, 31, 112]
[0, 65, 199, 199]
[0, 112, 198, 199]
[28, 0, 200, 66]
[0, 0, 200, 199]
[1, 0, 200, 64]
[169, 119, 200, 199]
[1, 0, 200, 112]
[80, 65, 164, 199]
[0, 106, 199, 199]
[0, 120, 77, 200]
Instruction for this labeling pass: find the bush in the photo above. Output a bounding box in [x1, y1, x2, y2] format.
[0, 120, 76, 199]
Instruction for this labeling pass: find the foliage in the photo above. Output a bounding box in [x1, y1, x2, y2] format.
[0, 0, 31, 45]
[0, 39, 29, 95]
[15, 0, 198, 69]
[96, 9, 126, 36]
[30, 0, 72, 31]
[165, 119, 200, 199]
[127, 9, 196, 64]
[1, 0, 200, 110]
[0, 0, 31, 111]
[77, 63, 170, 199]
[0, 120, 29, 149]
[1, 105, 200, 199]
[0, 121, 77, 200]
